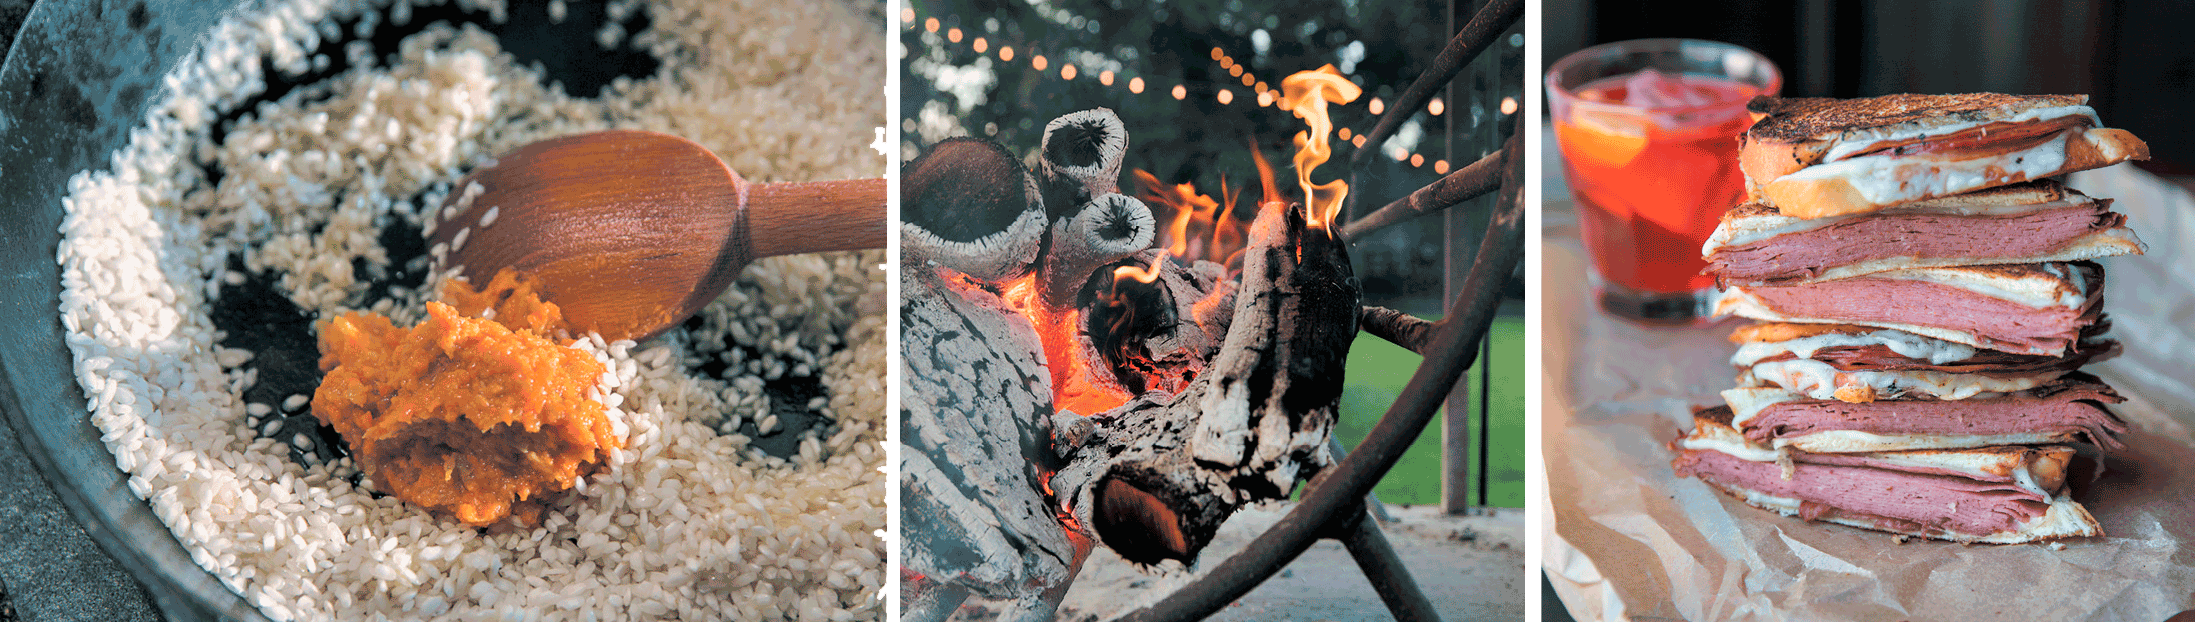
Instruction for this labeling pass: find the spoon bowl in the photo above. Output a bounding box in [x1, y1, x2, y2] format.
[428, 130, 884, 342]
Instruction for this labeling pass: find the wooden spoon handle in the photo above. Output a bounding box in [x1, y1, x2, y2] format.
[744, 178, 887, 259]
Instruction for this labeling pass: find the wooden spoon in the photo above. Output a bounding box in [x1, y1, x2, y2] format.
[426, 129, 884, 342]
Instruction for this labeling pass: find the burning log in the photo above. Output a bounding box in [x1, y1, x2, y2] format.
[901, 105, 1357, 620]
[1040, 193, 1156, 309]
[900, 263, 1083, 622]
[1081, 249, 1232, 397]
[1051, 198, 1359, 564]
[1038, 108, 1129, 221]
[903, 137, 1048, 282]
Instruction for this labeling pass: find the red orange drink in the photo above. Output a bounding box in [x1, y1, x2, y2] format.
[1548, 40, 1781, 323]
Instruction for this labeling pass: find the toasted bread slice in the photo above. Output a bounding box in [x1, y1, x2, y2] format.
[1737, 94, 2147, 218]
[1743, 94, 2090, 165]
[1737, 358, 2068, 403]
[1728, 320, 2120, 402]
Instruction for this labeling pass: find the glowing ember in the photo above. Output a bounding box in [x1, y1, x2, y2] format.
[1280, 65, 1362, 228]
[997, 274, 1130, 417]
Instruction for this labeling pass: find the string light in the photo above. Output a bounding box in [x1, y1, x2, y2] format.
[1501, 96, 1518, 114]
[903, 10, 1471, 172]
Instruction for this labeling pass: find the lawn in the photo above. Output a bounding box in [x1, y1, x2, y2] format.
[1330, 315, 1525, 508]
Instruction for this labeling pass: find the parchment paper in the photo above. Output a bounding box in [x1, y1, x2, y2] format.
[1541, 163, 2195, 622]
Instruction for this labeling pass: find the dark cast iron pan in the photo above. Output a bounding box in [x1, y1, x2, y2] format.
[0, 1, 670, 619]
[0, 2, 267, 619]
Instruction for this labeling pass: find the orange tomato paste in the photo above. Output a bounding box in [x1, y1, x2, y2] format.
[312, 269, 621, 527]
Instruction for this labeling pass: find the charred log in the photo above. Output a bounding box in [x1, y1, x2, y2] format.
[903, 137, 1047, 282]
[1051, 200, 1359, 565]
[899, 265, 1079, 616]
[1040, 194, 1155, 309]
[1080, 249, 1232, 397]
[1038, 108, 1128, 222]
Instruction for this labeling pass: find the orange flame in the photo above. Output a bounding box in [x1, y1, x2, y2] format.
[1138, 171, 1220, 259]
[1133, 144, 1275, 270]
[1112, 250, 1169, 284]
[1279, 65, 1362, 229]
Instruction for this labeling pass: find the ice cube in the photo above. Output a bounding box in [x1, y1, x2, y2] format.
[1621, 69, 1723, 108]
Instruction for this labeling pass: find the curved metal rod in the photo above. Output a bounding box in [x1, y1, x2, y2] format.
[1109, 113, 1524, 622]
[1359, 305, 1437, 354]
[1340, 0, 1519, 225]
[1334, 506, 1441, 622]
[1339, 146, 1504, 243]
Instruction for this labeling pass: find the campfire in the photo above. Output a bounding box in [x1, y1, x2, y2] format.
[902, 67, 1374, 620]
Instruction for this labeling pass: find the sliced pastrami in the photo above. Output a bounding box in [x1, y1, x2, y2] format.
[1742, 375, 2127, 450]
[1736, 263, 2104, 356]
[1706, 202, 2125, 285]
[1673, 448, 2049, 536]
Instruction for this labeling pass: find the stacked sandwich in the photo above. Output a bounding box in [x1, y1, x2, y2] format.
[1673, 94, 2150, 543]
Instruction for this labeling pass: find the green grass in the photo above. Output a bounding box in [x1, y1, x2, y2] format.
[1330, 316, 1524, 508]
